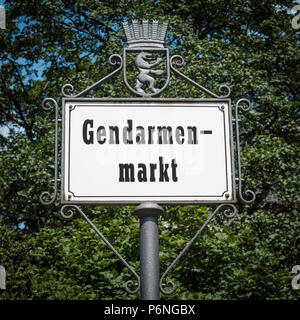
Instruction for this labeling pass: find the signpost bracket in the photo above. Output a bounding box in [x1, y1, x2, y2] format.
[60, 204, 140, 295]
[159, 203, 237, 295]
[40, 98, 60, 205]
[61, 54, 123, 98]
[234, 99, 256, 204]
[170, 55, 231, 99]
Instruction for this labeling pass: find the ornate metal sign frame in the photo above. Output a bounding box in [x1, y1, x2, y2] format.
[40, 20, 255, 298]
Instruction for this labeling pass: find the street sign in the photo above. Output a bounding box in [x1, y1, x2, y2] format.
[40, 19, 255, 299]
[62, 98, 235, 204]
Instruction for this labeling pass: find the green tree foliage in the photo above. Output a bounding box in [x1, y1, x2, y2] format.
[0, 0, 299, 299]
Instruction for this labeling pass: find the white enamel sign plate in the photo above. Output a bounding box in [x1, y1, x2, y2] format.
[62, 99, 235, 204]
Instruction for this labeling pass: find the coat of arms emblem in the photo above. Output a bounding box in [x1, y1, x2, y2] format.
[123, 20, 170, 96]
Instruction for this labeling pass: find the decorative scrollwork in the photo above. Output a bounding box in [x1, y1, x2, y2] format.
[61, 54, 123, 98]
[40, 98, 59, 205]
[60, 205, 76, 220]
[108, 53, 123, 66]
[235, 99, 256, 204]
[61, 84, 75, 98]
[160, 279, 176, 295]
[170, 54, 184, 68]
[221, 203, 238, 220]
[125, 279, 140, 295]
[159, 204, 237, 295]
[218, 84, 231, 98]
[170, 54, 231, 99]
[239, 189, 256, 204]
[236, 98, 251, 112]
[60, 205, 140, 295]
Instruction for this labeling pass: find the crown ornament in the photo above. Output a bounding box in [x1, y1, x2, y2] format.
[123, 20, 168, 48]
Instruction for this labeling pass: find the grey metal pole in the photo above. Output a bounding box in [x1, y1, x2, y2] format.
[134, 202, 163, 300]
